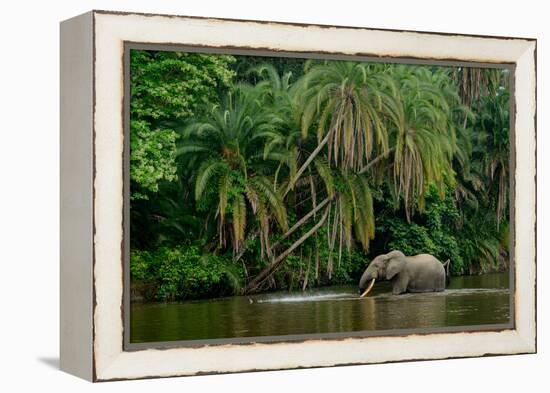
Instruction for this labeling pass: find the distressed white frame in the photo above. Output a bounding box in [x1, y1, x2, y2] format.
[61, 10, 536, 382]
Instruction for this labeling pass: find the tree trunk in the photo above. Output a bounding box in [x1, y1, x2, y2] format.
[244, 207, 330, 294]
[270, 196, 331, 250]
[358, 147, 394, 174]
[284, 129, 333, 197]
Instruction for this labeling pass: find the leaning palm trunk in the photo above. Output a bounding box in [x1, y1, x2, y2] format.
[270, 196, 332, 250]
[358, 147, 395, 174]
[244, 207, 330, 294]
[283, 129, 333, 197]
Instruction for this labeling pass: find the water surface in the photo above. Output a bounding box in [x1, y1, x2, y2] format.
[130, 272, 510, 343]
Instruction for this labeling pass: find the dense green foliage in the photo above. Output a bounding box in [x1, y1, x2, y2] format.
[131, 246, 243, 301]
[232, 55, 307, 85]
[129, 49, 510, 301]
[130, 50, 235, 199]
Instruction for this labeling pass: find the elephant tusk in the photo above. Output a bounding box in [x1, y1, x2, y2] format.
[360, 278, 376, 298]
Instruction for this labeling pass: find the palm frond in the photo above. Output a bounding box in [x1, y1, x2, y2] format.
[195, 160, 227, 201]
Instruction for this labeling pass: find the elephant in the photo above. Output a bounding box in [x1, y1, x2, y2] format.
[358, 250, 450, 297]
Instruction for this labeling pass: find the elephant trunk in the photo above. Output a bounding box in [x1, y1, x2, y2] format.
[359, 269, 374, 290]
[360, 278, 376, 298]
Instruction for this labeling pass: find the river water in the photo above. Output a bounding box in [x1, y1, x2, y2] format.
[130, 272, 510, 344]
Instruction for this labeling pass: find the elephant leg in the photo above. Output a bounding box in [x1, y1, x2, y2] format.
[391, 275, 409, 295]
[434, 272, 445, 291]
[438, 276, 445, 291]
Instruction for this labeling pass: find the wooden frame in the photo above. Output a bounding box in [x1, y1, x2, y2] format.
[60, 10, 537, 382]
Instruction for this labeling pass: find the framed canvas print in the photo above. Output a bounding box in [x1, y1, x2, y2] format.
[60, 10, 537, 382]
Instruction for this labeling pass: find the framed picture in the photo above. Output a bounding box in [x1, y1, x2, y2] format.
[60, 10, 537, 381]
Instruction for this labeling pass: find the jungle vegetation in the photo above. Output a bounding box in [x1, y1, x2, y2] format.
[129, 50, 511, 301]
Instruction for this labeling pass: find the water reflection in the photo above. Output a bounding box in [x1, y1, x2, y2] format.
[130, 272, 510, 343]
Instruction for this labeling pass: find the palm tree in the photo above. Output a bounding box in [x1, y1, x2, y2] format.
[451, 75, 510, 272]
[178, 85, 288, 254]
[452, 126, 484, 221]
[379, 66, 461, 221]
[276, 61, 386, 255]
[294, 61, 391, 174]
[246, 64, 302, 191]
[452, 67, 509, 108]
[472, 89, 510, 226]
[242, 63, 382, 291]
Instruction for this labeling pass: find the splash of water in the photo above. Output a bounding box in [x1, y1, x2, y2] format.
[255, 293, 353, 303]
[253, 287, 509, 304]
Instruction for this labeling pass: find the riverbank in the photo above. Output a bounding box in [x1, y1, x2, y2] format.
[130, 267, 510, 303]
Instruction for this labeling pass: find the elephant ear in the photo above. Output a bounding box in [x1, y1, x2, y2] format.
[386, 260, 400, 280]
[385, 250, 405, 280]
